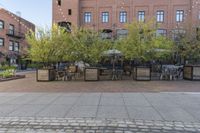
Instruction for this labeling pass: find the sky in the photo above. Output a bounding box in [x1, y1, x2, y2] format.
[0, 0, 52, 28]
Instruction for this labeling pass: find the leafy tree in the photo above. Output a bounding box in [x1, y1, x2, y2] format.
[71, 28, 112, 65]
[173, 25, 200, 64]
[26, 25, 73, 67]
[116, 20, 173, 64]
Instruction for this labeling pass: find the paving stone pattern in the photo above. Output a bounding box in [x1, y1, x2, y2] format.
[0, 92, 200, 132]
[0, 117, 200, 133]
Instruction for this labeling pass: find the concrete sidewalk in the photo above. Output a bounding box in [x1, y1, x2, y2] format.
[0, 92, 200, 123]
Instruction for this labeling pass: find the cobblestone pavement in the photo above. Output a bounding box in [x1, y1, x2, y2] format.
[0, 117, 200, 133]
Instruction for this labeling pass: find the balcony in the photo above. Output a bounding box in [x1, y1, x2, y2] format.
[6, 29, 25, 39]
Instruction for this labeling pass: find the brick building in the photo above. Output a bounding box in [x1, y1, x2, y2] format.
[0, 8, 35, 65]
[52, 0, 200, 38]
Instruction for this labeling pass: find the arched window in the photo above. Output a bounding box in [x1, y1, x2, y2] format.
[58, 21, 71, 32]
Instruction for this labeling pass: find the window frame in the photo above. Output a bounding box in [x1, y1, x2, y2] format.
[84, 12, 92, 23]
[14, 42, 19, 52]
[0, 38, 4, 46]
[156, 29, 167, 37]
[176, 10, 184, 22]
[9, 40, 14, 51]
[102, 12, 109, 23]
[0, 20, 4, 29]
[138, 11, 145, 22]
[9, 24, 15, 35]
[119, 11, 127, 23]
[156, 10, 164, 23]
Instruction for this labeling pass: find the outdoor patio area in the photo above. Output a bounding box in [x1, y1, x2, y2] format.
[0, 71, 200, 93]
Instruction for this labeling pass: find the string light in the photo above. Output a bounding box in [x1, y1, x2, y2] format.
[0, 6, 33, 31]
[55, 0, 71, 30]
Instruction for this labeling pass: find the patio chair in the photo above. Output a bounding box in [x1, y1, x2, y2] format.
[65, 66, 78, 81]
[55, 70, 65, 81]
[160, 67, 170, 80]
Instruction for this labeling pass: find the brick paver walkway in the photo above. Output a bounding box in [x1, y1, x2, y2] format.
[0, 117, 200, 133]
[0, 72, 200, 92]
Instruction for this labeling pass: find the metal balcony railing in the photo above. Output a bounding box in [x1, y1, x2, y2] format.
[6, 29, 25, 39]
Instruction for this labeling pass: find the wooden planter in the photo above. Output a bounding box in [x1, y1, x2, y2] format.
[184, 65, 200, 81]
[36, 69, 56, 82]
[84, 67, 99, 81]
[133, 66, 151, 81]
[0, 75, 25, 82]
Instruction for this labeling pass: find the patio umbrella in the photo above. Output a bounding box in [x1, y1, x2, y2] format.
[103, 49, 122, 57]
[102, 49, 123, 71]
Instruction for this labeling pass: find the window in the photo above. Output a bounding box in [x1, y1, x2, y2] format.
[0, 20, 4, 29]
[14, 42, 19, 52]
[57, 0, 61, 6]
[196, 27, 200, 40]
[138, 11, 145, 22]
[156, 29, 167, 36]
[172, 29, 186, 41]
[157, 11, 164, 22]
[84, 12, 92, 23]
[102, 12, 109, 23]
[0, 38, 4, 46]
[68, 9, 72, 15]
[9, 41, 14, 51]
[117, 29, 128, 39]
[176, 10, 184, 22]
[198, 11, 200, 20]
[9, 24, 15, 35]
[119, 11, 127, 23]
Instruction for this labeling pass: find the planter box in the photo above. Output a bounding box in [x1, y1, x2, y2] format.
[84, 67, 99, 81]
[184, 65, 200, 81]
[36, 69, 56, 82]
[133, 66, 151, 81]
[0, 75, 25, 82]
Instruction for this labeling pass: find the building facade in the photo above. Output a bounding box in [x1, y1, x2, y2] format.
[52, 0, 200, 38]
[0, 8, 35, 65]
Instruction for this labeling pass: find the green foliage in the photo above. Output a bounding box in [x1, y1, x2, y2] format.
[27, 63, 43, 69]
[0, 65, 17, 71]
[68, 28, 112, 65]
[26, 24, 73, 67]
[0, 69, 16, 78]
[26, 25, 112, 66]
[174, 28, 200, 61]
[116, 20, 173, 62]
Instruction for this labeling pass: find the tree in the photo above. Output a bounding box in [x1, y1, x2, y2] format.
[116, 20, 173, 64]
[173, 25, 200, 64]
[71, 28, 112, 65]
[26, 25, 73, 67]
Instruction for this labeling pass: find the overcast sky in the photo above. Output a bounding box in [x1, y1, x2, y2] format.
[0, 0, 52, 28]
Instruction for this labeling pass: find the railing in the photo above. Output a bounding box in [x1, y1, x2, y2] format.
[6, 29, 25, 39]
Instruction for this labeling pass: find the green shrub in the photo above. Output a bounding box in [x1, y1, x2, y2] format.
[27, 63, 43, 69]
[1, 70, 14, 78]
[0, 65, 17, 71]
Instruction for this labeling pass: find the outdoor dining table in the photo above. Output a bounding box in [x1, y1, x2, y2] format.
[160, 65, 183, 80]
[99, 67, 123, 80]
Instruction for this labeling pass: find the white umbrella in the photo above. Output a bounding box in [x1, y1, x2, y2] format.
[103, 49, 122, 57]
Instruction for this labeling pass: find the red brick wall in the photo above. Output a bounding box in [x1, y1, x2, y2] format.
[52, 0, 199, 34]
[0, 8, 35, 63]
